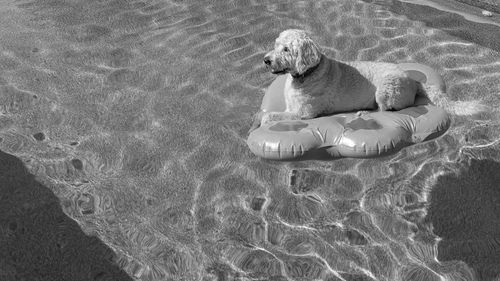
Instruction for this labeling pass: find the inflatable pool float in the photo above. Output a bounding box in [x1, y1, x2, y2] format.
[247, 63, 451, 160]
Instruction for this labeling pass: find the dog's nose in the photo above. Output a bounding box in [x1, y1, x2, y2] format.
[263, 56, 271, 65]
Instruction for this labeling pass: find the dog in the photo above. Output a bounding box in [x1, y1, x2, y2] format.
[249, 29, 464, 133]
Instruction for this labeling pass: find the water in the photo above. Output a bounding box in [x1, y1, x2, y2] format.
[0, 0, 499, 280]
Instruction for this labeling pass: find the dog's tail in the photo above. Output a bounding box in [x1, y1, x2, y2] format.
[416, 82, 489, 116]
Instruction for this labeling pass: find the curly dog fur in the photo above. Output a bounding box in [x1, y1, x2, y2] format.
[255, 29, 423, 126]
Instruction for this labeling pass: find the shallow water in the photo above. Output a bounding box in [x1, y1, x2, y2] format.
[0, 0, 499, 280]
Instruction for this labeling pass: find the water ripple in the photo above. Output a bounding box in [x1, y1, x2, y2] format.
[3, 0, 499, 279]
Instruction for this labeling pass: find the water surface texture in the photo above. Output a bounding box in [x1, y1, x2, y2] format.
[0, 0, 499, 280]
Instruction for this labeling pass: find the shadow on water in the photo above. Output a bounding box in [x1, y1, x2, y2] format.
[0, 150, 133, 281]
[426, 158, 500, 281]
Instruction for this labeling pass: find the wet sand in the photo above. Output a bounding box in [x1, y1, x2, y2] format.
[0, 0, 499, 280]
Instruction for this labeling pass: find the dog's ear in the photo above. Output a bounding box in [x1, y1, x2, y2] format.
[294, 37, 321, 75]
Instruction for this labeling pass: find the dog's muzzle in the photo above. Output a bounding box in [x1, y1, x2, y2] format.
[264, 55, 286, 74]
[263, 56, 271, 65]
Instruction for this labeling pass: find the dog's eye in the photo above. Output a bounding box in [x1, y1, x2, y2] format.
[283, 47, 289, 52]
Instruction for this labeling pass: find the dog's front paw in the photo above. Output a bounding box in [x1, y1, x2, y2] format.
[355, 110, 372, 117]
[261, 112, 300, 125]
[261, 112, 276, 125]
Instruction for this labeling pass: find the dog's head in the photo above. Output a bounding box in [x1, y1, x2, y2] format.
[263, 29, 322, 77]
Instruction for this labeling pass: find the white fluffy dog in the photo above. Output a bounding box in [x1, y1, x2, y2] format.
[250, 29, 449, 131]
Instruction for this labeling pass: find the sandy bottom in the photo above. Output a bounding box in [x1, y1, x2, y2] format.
[0, 0, 499, 280]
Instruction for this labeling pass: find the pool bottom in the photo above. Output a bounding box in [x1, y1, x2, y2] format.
[361, 0, 500, 52]
[2, 0, 499, 280]
[453, 0, 500, 14]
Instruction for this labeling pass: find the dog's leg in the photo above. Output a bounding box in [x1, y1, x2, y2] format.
[261, 111, 301, 125]
[375, 88, 391, 112]
[375, 75, 418, 111]
[248, 110, 303, 134]
[355, 110, 373, 117]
